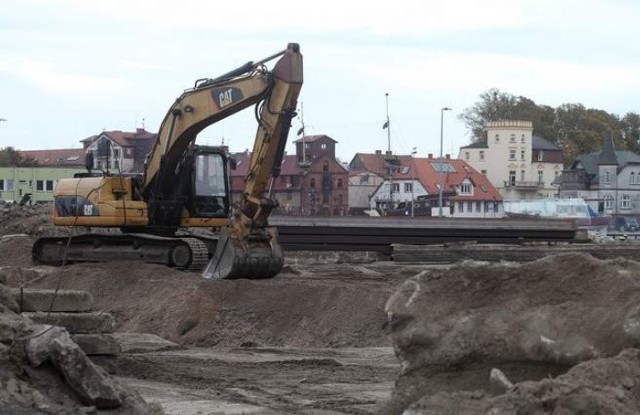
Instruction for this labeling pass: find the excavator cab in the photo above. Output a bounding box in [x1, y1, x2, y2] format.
[189, 146, 231, 219]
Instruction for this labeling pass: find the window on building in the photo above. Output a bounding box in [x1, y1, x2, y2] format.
[404, 183, 413, 193]
[392, 183, 400, 193]
[0, 179, 3, 191]
[460, 182, 472, 194]
[321, 143, 327, 150]
[509, 171, 516, 186]
[360, 174, 369, 184]
[509, 150, 516, 160]
[520, 170, 526, 182]
[622, 195, 631, 209]
[521, 134, 526, 143]
[46, 180, 54, 191]
[464, 152, 470, 160]
[337, 178, 343, 188]
[459, 201, 464, 213]
[36, 180, 44, 191]
[521, 150, 526, 160]
[632, 172, 636, 184]
[467, 201, 473, 212]
[538, 170, 544, 184]
[604, 171, 611, 184]
[476, 201, 482, 212]
[538, 150, 544, 162]
[510, 134, 516, 143]
[604, 195, 613, 209]
[322, 194, 329, 203]
[479, 151, 485, 161]
[5, 179, 13, 191]
[495, 134, 500, 143]
[323, 161, 329, 172]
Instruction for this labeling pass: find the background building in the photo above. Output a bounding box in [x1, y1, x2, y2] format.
[559, 132, 640, 222]
[459, 120, 563, 200]
[230, 134, 348, 216]
[81, 128, 156, 173]
[0, 166, 85, 203]
[349, 151, 503, 217]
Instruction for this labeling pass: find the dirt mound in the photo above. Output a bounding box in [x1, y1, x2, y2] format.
[7, 261, 403, 349]
[383, 253, 640, 414]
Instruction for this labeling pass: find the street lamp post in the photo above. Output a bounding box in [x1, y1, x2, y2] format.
[438, 107, 452, 217]
[411, 147, 417, 217]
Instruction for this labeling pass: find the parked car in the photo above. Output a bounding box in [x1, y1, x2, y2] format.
[614, 217, 639, 232]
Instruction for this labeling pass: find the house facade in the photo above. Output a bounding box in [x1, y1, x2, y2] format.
[459, 120, 563, 200]
[559, 133, 640, 221]
[350, 151, 503, 217]
[229, 134, 348, 216]
[80, 128, 156, 173]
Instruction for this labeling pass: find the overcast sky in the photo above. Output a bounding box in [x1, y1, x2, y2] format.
[1, 0, 640, 162]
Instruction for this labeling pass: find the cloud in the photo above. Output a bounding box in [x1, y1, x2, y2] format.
[0, 57, 133, 95]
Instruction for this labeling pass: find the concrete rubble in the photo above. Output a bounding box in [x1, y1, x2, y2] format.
[0, 269, 162, 414]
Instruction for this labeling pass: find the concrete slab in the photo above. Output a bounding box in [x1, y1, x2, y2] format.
[72, 333, 121, 356]
[112, 332, 183, 353]
[12, 288, 94, 312]
[23, 312, 115, 334]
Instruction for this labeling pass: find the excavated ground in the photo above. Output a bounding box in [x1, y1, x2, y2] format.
[3, 202, 640, 414]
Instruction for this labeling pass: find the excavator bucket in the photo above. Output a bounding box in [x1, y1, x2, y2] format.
[202, 229, 284, 280]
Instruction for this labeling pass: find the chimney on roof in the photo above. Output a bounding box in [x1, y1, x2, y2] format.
[445, 154, 450, 160]
[375, 150, 382, 156]
[428, 153, 433, 159]
[136, 128, 145, 133]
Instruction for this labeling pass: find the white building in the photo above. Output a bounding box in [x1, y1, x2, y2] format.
[459, 120, 564, 200]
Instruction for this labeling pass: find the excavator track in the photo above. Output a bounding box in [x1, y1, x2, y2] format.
[33, 233, 213, 272]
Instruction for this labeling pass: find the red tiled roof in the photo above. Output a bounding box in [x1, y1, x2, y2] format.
[81, 128, 156, 147]
[353, 152, 502, 201]
[19, 148, 86, 167]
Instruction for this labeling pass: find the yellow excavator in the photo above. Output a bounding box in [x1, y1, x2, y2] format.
[32, 43, 303, 279]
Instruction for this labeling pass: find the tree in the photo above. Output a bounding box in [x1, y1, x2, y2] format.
[620, 112, 640, 153]
[0, 147, 38, 167]
[458, 88, 556, 142]
[460, 89, 640, 166]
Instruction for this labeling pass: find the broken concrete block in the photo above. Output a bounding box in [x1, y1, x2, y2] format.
[71, 334, 121, 356]
[26, 324, 122, 408]
[25, 325, 67, 366]
[12, 288, 95, 312]
[23, 312, 115, 334]
[50, 335, 122, 408]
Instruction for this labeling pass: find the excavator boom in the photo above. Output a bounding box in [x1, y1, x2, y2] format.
[203, 43, 303, 279]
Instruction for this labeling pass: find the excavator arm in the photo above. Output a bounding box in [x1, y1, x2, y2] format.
[203, 43, 303, 279]
[140, 58, 277, 228]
